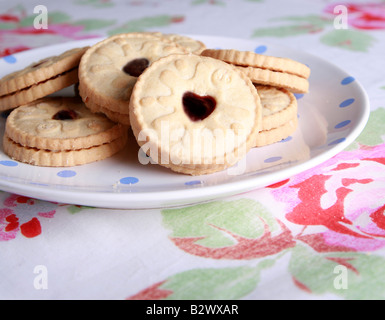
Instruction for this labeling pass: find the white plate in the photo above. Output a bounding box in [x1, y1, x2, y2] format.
[0, 35, 370, 209]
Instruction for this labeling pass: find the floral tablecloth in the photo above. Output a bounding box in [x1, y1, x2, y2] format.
[1, 0, 385, 300]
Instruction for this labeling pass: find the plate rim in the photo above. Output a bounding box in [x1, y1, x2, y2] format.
[0, 35, 371, 209]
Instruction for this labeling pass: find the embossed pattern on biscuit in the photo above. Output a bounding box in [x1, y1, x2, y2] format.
[5, 97, 128, 152]
[79, 33, 188, 114]
[158, 33, 207, 54]
[129, 54, 262, 173]
[12, 100, 113, 139]
[255, 85, 298, 131]
[257, 86, 292, 116]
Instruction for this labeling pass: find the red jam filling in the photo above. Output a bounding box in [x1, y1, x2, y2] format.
[182, 91, 216, 122]
[123, 58, 150, 77]
[52, 109, 78, 120]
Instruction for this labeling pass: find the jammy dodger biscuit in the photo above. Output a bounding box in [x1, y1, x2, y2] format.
[155, 33, 207, 54]
[136, 32, 207, 54]
[254, 85, 298, 147]
[0, 47, 88, 111]
[129, 54, 262, 175]
[3, 97, 128, 167]
[201, 48, 310, 94]
[256, 85, 297, 131]
[254, 112, 298, 147]
[78, 33, 188, 124]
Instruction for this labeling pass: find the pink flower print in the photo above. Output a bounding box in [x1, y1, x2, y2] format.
[0, 194, 57, 240]
[0, 208, 18, 241]
[0, 10, 101, 57]
[270, 144, 385, 252]
[324, 2, 385, 30]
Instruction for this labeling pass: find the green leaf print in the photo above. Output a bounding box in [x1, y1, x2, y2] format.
[346, 108, 385, 150]
[251, 13, 377, 52]
[46, 12, 72, 24]
[17, 10, 115, 32]
[290, 244, 385, 299]
[74, 0, 114, 8]
[162, 199, 295, 260]
[252, 24, 323, 37]
[18, 11, 71, 28]
[162, 199, 280, 248]
[0, 23, 16, 30]
[271, 14, 332, 27]
[320, 29, 375, 52]
[73, 19, 116, 31]
[66, 204, 94, 214]
[107, 15, 184, 35]
[129, 260, 276, 300]
[161, 267, 261, 300]
[252, 15, 330, 38]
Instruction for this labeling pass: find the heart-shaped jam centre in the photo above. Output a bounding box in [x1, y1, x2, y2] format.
[182, 92, 216, 122]
[123, 58, 150, 77]
[52, 109, 78, 120]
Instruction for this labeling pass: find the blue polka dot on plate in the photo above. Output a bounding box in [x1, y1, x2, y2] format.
[185, 180, 202, 186]
[341, 76, 355, 85]
[339, 98, 355, 108]
[280, 136, 292, 142]
[120, 176, 139, 185]
[0, 160, 18, 167]
[3, 55, 17, 64]
[254, 45, 267, 54]
[294, 93, 304, 100]
[335, 120, 351, 129]
[328, 137, 346, 146]
[264, 156, 282, 163]
[57, 170, 76, 178]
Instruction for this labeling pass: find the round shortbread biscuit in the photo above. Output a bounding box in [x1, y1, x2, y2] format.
[129, 54, 262, 175]
[134, 32, 206, 54]
[158, 33, 206, 54]
[255, 115, 298, 147]
[201, 49, 310, 79]
[255, 85, 298, 131]
[82, 94, 131, 126]
[3, 132, 128, 167]
[239, 66, 309, 94]
[5, 97, 128, 152]
[0, 68, 79, 111]
[78, 33, 189, 116]
[0, 46, 88, 97]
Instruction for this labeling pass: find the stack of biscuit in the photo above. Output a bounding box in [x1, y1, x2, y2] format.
[0, 47, 88, 112]
[201, 48, 310, 147]
[0, 46, 130, 167]
[77, 32, 190, 126]
[0, 31, 310, 174]
[3, 97, 128, 167]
